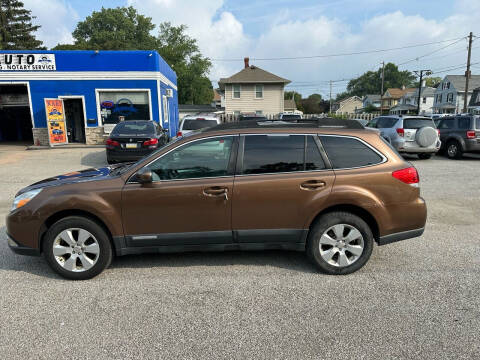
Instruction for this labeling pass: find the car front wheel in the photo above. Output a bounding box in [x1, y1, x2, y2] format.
[306, 212, 373, 275]
[42, 216, 112, 280]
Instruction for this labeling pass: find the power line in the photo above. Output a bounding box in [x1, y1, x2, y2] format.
[396, 37, 466, 66]
[210, 37, 466, 61]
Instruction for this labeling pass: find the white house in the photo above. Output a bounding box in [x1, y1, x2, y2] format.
[218, 58, 290, 116]
[390, 85, 435, 115]
[432, 75, 480, 114]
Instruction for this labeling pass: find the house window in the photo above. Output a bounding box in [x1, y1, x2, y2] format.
[388, 99, 392, 106]
[255, 84, 263, 98]
[423, 97, 427, 104]
[233, 84, 241, 99]
[447, 93, 454, 103]
[98, 90, 151, 125]
[438, 94, 442, 103]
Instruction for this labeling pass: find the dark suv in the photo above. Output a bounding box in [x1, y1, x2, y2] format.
[7, 119, 427, 279]
[437, 114, 480, 159]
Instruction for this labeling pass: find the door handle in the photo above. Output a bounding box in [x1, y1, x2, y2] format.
[300, 180, 326, 190]
[203, 186, 228, 200]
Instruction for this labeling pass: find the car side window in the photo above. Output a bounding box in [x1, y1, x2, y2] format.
[145, 137, 234, 181]
[376, 117, 396, 128]
[457, 117, 470, 129]
[242, 134, 305, 174]
[320, 136, 383, 169]
[306, 136, 326, 170]
[438, 118, 454, 129]
[367, 118, 379, 128]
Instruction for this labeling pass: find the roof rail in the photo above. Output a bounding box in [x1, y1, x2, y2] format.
[206, 118, 365, 131]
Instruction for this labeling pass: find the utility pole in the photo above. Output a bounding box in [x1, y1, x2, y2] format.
[380, 61, 385, 113]
[463, 32, 473, 113]
[329, 80, 332, 113]
[413, 69, 432, 115]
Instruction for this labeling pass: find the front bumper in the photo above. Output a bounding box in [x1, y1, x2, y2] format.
[6, 233, 40, 256]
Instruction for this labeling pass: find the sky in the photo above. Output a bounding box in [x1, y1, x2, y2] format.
[23, 0, 480, 98]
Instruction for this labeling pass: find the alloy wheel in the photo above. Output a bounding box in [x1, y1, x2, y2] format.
[52, 228, 100, 272]
[318, 224, 364, 267]
[447, 144, 457, 158]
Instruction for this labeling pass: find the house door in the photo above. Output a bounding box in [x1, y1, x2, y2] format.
[63, 98, 86, 143]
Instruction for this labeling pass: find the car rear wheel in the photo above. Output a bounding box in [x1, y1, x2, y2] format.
[306, 212, 373, 275]
[418, 153, 432, 159]
[446, 140, 463, 159]
[42, 216, 112, 280]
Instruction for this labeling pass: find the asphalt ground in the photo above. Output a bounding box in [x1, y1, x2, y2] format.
[0, 144, 479, 359]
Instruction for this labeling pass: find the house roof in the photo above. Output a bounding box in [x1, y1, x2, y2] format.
[404, 87, 435, 98]
[340, 96, 362, 105]
[444, 75, 480, 92]
[284, 99, 296, 110]
[218, 65, 290, 86]
[213, 89, 221, 101]
[384, 88, 415, 99]
[364, 94, 381, 101]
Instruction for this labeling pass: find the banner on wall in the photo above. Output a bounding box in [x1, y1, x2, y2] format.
[44, 98, 68, 146]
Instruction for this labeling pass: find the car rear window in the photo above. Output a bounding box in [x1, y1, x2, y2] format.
[403, 118, 435, 129]
[320, 136, 383, 169]
[242, 134, 305, 174]
[281, 114, 302, 120]
[111, 121, 155, 135]
[182, 119, 218, 130]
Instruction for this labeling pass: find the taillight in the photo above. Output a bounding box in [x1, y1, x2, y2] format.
[143, 138, 159, 148]
[106, 138, 120, 148]
[466, 130, 476, 139]
[436, 129, 440, 136]
[396, 128, 404, 137]
[392, 167, 419, 187]
[176, 131, 183, 137]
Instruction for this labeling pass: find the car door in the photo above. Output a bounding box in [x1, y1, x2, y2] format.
[232, 133, 335, 244]
[121, 135, 238, 247]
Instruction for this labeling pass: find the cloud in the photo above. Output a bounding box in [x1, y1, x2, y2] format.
[23, 0, 78, 48]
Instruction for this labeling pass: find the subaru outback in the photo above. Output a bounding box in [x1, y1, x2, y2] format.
[6, 119, 427, 279]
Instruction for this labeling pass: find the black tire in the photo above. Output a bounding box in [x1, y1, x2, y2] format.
[418, 153, 432, 160]
[306, 212, 373, 275]
[107, 158, 115, 165]
[42, 216, 112, 280]
[446, 140, 463, 159]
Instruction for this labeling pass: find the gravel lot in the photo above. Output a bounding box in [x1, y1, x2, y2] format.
[0, 144, 479, 359]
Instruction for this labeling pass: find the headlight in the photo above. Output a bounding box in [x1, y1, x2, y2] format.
[11, 189, 42, 212]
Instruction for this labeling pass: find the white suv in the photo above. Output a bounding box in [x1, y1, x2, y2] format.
[177, 115, 220, 137]
[367, 115, 441, 159]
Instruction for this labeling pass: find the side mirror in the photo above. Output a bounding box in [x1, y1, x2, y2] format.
[136, 168, 153, 184]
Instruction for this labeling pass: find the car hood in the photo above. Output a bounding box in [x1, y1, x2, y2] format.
[16, 166, 118, 196]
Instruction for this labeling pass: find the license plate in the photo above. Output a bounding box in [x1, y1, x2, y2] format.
[125, 143, 138, 149]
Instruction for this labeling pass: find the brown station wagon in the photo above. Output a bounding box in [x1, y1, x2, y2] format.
[6, 119, 427, 280]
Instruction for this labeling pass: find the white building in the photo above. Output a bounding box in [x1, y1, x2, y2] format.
[390, 86, 435, 115]
[432, 75, 480, 114]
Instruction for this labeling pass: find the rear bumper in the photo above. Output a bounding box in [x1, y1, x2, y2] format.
[6, 233, 40, 256]
[106, 148, 153, 162]
[393, 139, 441, 153]
[378, 227, 425, 245]
[464, 139, 480, 152]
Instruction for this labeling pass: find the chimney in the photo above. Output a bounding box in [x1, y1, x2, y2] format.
[244, 57, 249, 68]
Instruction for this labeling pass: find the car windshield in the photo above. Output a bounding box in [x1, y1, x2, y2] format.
[281, 114, 302, 120]
[182, 119, 218, 130]
[111, 121, 155, 136]
[403, 118, 435, 129]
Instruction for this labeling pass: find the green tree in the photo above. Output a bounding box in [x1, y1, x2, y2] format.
[363, 104, 378, 113]
[157, 22, 212, 104]
[413, 76, 442, 88]
[284, 90, 303, 111]
[346, 63, 415, 97]
[308, 93, 322, 102]
[53, 6, 157, 50]
[54, 8, 213, 105]
[0, 0, 44, 49]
